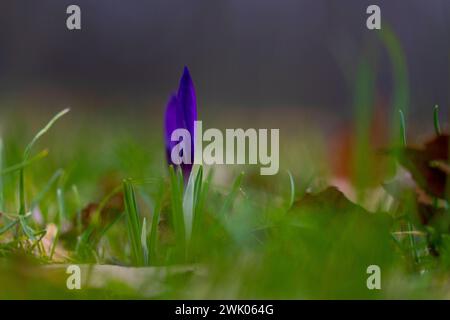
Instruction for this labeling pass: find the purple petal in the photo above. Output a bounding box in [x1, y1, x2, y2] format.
[177, 66, 197, 138]
[165, 94, 181, 161]
[164, 66, 198, 178]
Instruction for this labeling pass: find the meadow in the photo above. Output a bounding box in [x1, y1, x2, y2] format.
[0, 98, 449, 300]
[0, 27, 449, 298]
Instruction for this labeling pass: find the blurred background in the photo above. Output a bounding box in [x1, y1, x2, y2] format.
[0, 1, 449, 299]
[0, 0, 448, 125]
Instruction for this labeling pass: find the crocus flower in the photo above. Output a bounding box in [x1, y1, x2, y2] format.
[164, 66, 198, 177]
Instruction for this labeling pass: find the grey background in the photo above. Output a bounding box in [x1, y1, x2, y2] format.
[0, 0, 448, 118]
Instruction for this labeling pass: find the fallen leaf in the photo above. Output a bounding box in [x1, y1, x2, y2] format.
[292, 186, 370, 215]
[397, 134, 449, 199]
[79, 192, 124, 229]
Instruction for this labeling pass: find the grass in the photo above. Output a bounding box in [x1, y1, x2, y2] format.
[0, 106, 447, 299]
[0, 30, 448, 298]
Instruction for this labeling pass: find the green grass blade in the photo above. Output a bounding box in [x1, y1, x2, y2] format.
[123, 179, 143, 265]
[23, 108, 70, 160]
[18, 108, 69, 217]
[18, 167, 26, 216]
[379, 25, 410, 147]
[56, 188, 66, 228]
[287, 170, 295, 209]
[192, 166, 205, 241]
[19, 216, 36, 241]
[168, 165, 185, 254]
[72, 185, 82, 235]
[141, 217, 148, 265]
[183, 165, 200, 243]
[30, 169, 63, 210]
[193, 166, 203, 212]
[49, 227, 59, 260]
[220, 171, 244, 216]
[149, 184, 164, 264]
[0, 219, 19, 235]
[397, 110, 421, 263]
[434, 105, 441, 135]
[352, 58, 375, 192]
[399, 110, 407, 147]
[0, 149, 49, 176]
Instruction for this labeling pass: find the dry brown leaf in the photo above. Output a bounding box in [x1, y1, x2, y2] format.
[292, 186, 370, 215]
[397, 134, 449, 199]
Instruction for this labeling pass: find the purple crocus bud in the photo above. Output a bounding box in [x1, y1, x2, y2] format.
[164, 66, 198, 177]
